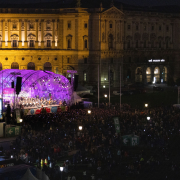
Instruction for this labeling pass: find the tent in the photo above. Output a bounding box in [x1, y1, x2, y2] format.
[73, 92, 82, 104]
[76, 84, 90, 96]
[20, 168, 39, 180]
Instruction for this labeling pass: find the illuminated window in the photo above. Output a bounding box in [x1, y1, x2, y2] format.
[84, 72, 87, 81]
[29, 23, 34, 29]
[13, 40, 17, 47]
[13, 24, 17, 29]
[30, 40, 34, 47]
[47, 40, 51, 47]
[11, 62, 19, 69]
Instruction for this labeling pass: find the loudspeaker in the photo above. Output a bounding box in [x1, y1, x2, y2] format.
[73, 75, 79, 91]
[11, 81, 14, 88]
[16, 77, 22, 95]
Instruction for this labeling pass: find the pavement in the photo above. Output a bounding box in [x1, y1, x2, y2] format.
[0, 137, 16, 143]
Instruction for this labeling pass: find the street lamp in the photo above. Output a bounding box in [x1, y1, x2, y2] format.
[147, 116, 150, 120]
[79, 126, 82, 131]
[60, 167, 64, 180]
[104, 94, 107, 98]
[103, 85, 105, 88]
[88, 110, 91, 114]
[19, 119, 23, 123]
[145, 104, 148, 108]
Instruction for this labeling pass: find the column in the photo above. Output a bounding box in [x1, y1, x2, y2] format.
[41, 19, 44, 48]
[24, 19, 28, 48]
[35, 19, 38, 48]
[52, 19, 55, 48]
[57, 19, 60, 48]
[8, 20, 11, 48]
[2, 20, 5, 48]
[19, 19, 22, 48]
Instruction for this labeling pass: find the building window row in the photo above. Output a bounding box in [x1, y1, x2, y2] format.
[128, 24, 170, 32]
[127, 40, 170, 49]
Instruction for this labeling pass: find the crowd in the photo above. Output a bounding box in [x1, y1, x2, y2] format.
[1, 103, 180, 180]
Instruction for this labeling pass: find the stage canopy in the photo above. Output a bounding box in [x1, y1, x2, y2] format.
[0, 69, 72, 105]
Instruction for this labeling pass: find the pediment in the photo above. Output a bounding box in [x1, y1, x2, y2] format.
[102, 6, 124, 18]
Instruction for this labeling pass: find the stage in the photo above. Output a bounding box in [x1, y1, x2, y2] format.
[23, 105, 68, 116]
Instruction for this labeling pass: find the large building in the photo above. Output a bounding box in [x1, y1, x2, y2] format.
[0, 1, 179, 88]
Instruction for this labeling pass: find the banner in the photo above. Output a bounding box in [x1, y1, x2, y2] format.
[114, 117, 120, 134]
[23, 106, 67, 116]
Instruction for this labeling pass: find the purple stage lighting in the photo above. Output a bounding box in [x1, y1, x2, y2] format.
[0, 69, 72, 106]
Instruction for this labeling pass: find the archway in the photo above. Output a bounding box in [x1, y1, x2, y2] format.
[154, 67, 160, 83]
[44, 62, 52, 71]
[162, 66, 167, 82]
[146, 67, 151, 83]
[135, 67, 142, 82]
[27, 62, 35, 70]
[11, 62, 19, 69]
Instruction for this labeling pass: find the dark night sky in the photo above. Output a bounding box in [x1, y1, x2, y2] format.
[0, 0, 180, 6]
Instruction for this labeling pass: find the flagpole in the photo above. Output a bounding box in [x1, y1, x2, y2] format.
[109, 65, 110, 108]
[98, 64, 99, 108]
[120, 66, 121, 111]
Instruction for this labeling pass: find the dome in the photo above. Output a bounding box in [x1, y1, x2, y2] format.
[0, 69, 72, 106]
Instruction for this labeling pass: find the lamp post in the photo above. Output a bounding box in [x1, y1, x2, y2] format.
[79, 126, 82, 131]
[147, 116, 150, 120]
[145, 104, 148, 108]
[104, 94, 107, 98]
[88, 110, 91, 114]
[60, 167, 64, 180]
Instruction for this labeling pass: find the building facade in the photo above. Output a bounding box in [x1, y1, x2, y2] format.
[0, 4, 179, 88]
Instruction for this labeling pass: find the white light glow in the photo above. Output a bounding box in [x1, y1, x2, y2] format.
[79, 126, 82, 130]
[147, 117, 150, 120]
[60, 167, 64, 172]
[148, 59, 165, 62]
